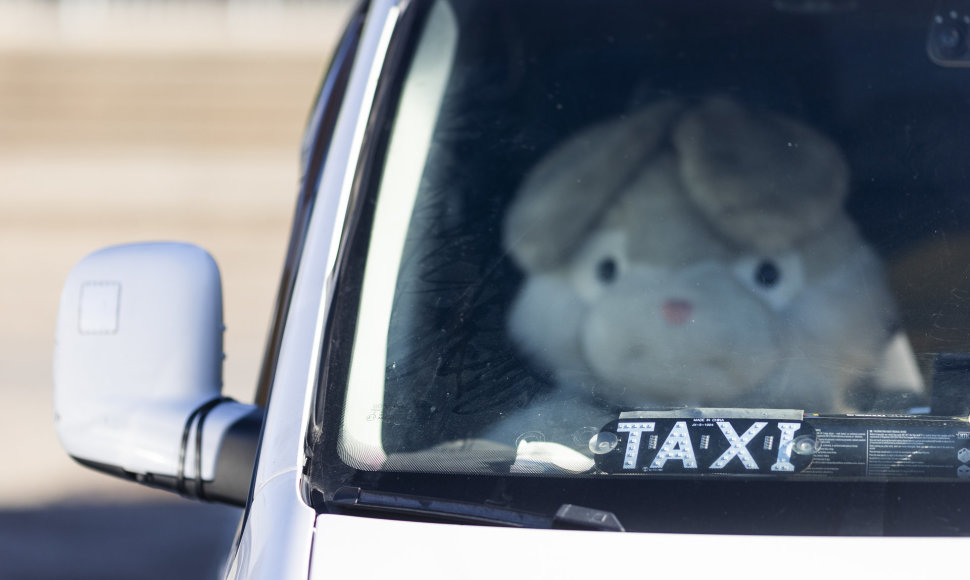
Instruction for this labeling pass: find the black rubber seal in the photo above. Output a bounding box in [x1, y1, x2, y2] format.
[176, 396, 234, 498]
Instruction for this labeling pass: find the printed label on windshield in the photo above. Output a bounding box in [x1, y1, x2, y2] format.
[800, 416, 970, 479]
[593, 417, 816, 474]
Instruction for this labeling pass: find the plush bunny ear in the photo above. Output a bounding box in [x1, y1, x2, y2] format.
[674, 97, 849, 253]
[504, 100, 684, 271]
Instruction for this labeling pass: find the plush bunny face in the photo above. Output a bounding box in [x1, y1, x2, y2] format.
[510, 158, 783, 406]
[504, 98, 914, 413]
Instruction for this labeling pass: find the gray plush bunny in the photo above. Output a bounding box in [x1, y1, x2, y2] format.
[493, 98, 924, 457]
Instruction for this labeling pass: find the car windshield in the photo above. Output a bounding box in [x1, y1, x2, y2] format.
[310, 0, 970, 531]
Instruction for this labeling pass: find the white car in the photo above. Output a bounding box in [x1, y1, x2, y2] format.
[54, 0, 970, 577]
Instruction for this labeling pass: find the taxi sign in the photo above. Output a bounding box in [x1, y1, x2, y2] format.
[593, 411, 816, 475]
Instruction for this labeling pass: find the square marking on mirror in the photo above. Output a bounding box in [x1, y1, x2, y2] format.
[79, 282, 121, 334]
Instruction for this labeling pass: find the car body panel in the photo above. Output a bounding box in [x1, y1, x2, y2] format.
[310, 513, 967, 579]
[251, 0, 402, 495]
[225, 1, 406, 575]
[226, 470, 316, 580]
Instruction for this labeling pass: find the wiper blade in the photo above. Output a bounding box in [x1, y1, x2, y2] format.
[554, 503, 626, 532]
[329, 486, 624, 531]
[330, 486, 545, 528]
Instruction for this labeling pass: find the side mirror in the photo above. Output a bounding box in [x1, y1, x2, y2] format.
[54, 242, 262, 506]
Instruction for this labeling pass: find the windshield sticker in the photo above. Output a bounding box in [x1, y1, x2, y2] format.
[595, 418, 816, 474]
[800, 416, 970, 479]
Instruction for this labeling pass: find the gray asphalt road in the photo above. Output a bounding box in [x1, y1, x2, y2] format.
[0, 499, 241, 580]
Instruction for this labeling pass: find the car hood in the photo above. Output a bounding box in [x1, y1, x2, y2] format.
[311, 513, 966, 579]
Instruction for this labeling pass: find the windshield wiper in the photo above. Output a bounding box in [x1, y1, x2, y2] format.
[329, 486, 625, 531]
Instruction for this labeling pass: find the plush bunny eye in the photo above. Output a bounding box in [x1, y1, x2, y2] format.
[754, 260, 780, 288]
[571, 231, 627, 299]
[596, 257, 618, 284]
[734, 253, 805, 311]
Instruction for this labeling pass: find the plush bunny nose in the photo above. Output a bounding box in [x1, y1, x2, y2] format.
[662, 299, 693, 325]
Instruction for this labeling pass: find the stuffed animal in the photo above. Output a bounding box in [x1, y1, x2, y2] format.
[492, 97, 924, 454]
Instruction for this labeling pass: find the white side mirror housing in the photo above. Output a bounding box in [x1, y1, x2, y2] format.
[54, 242, 261, 505]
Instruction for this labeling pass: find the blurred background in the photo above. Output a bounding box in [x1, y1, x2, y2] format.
[0, 0, 352, 577]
